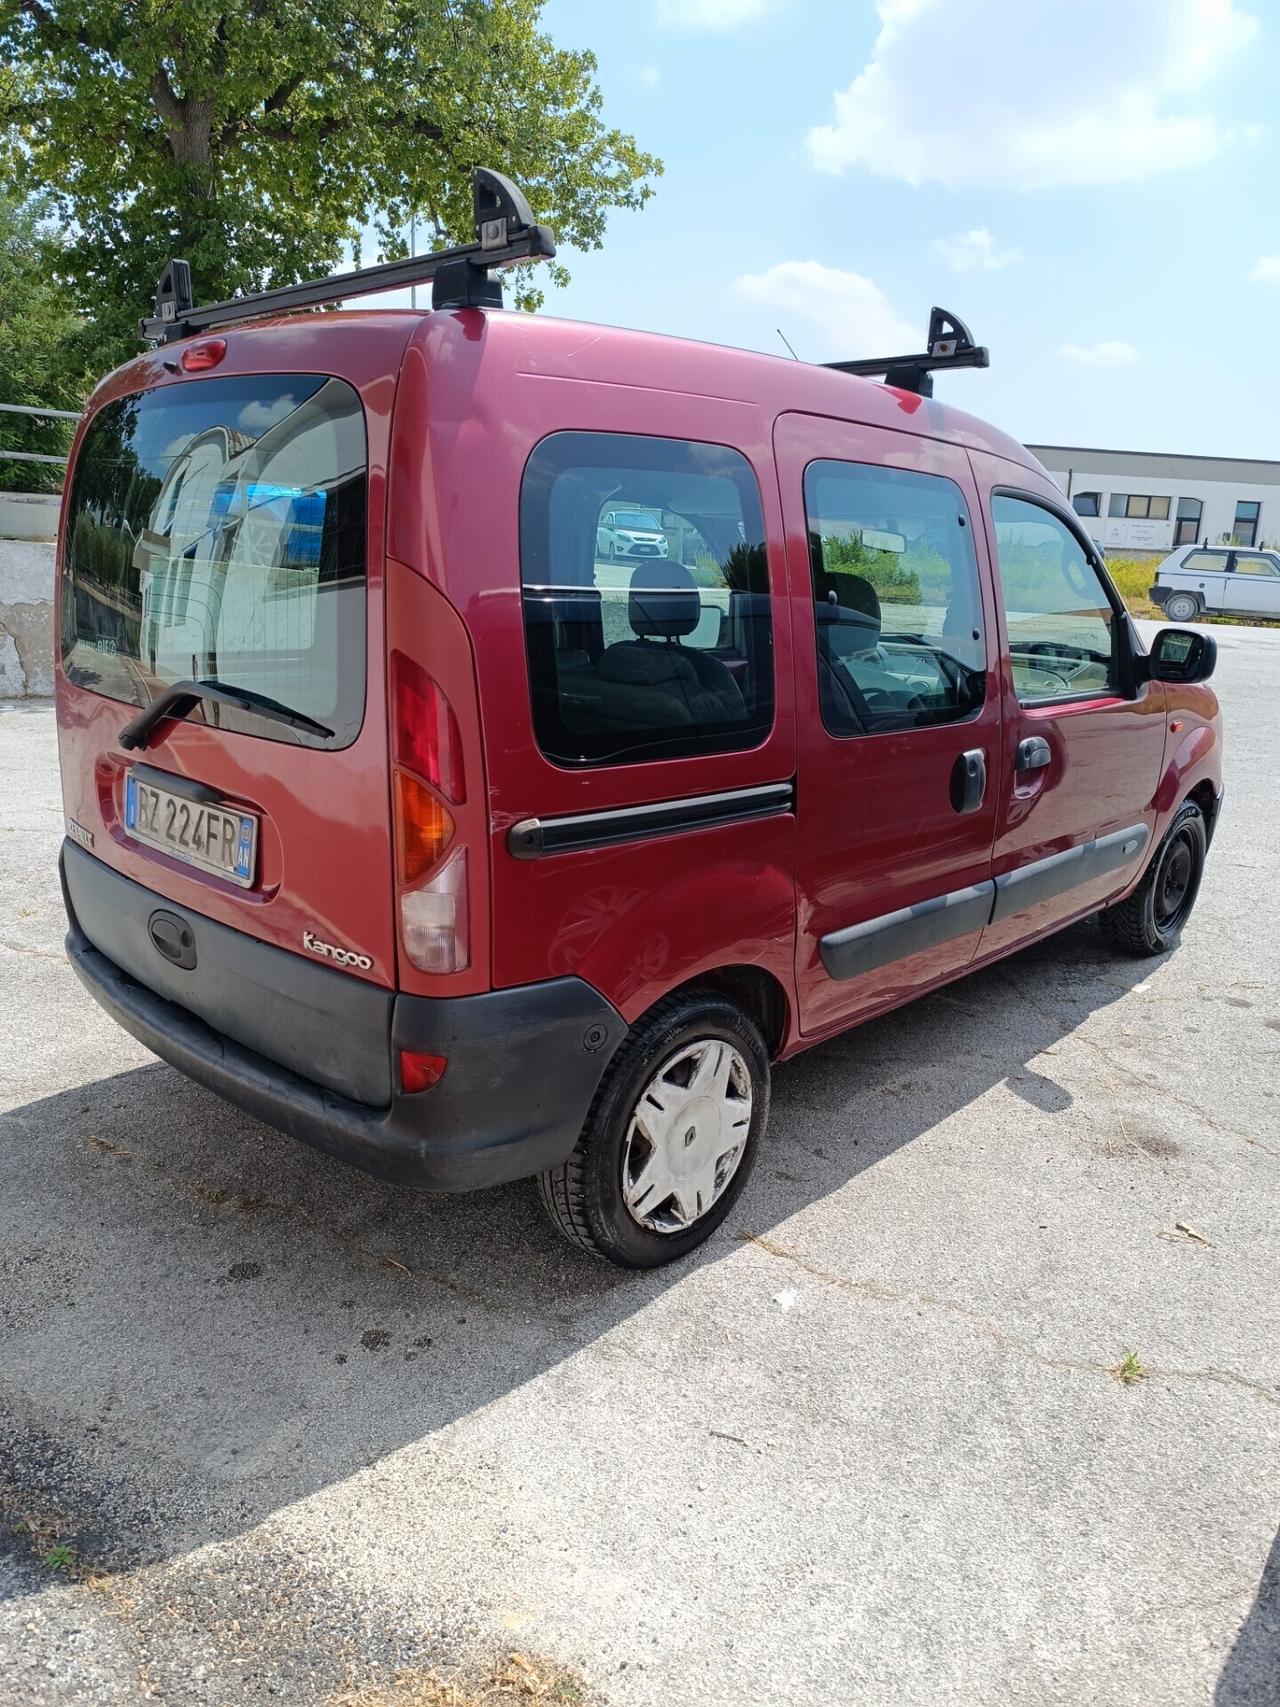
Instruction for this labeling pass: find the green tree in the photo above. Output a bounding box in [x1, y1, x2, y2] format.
[0, 195, 97, 492]
[0, 0, 660, 366]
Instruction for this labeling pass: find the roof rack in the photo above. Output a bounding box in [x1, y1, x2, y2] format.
[140, 166, 556, 345]
[824, 306, 989, 397]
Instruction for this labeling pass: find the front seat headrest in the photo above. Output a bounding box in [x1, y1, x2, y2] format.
[815, 570, 882, 654]
[629, 560, 702, 640]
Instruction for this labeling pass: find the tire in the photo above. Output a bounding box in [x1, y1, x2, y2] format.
[537, 988, 769, 1267]
[1165, 591, 1200, 622]
[1099, 799, 1207, 957]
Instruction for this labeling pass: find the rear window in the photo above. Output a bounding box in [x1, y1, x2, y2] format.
[520, 432, 773, 767]
[61, 374, 367, 748]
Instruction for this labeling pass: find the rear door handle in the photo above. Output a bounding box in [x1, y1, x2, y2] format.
[950, 748, 987, 814]
[1015, 736, 1052, 773]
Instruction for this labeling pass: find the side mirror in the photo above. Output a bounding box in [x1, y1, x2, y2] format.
[1147, 626, 1217, 685]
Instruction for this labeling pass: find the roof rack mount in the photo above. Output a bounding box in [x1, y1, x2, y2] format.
[140, 167, 556, 346]
[825, 306, 989, 397]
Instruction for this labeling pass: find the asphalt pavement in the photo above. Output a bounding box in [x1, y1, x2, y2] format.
[1, 624, 1277, 1706]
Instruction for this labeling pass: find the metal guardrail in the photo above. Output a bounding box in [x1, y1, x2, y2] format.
[0, 400, 79, 466]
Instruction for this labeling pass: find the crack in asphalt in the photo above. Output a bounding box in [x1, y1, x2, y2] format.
[735, 1229, 1280, 1409]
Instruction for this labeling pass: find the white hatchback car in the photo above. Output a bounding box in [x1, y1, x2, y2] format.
[1151, 543, 1280, 622]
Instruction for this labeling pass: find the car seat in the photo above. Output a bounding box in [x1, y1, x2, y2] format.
[589, 561, 747, 729]
[813, 568, 921, 730]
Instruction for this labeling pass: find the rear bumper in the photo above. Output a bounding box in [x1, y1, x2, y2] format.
[60, 842, 626, 1192]
[1148, 584, 1169, 607]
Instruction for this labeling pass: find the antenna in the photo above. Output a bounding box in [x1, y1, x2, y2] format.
[776, 327, 799, 361]
[140, 166, 556, 345]
[824, 306, 989, 398]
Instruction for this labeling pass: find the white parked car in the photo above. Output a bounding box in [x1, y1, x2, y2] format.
[1151, 543, 1280, 622]
[596, 509, 669, 561]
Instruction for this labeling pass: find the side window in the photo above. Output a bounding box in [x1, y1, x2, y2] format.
[1233, 554, 1280, 576]
[1182, 550, 1230, 572]
[804, 461, 986, 737]
[991, 495, 1116, 704]
[520, 432, 773, 767]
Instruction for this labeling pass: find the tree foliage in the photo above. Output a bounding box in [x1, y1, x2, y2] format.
[0, 195, 97, 490]
[0, 0, 661, 368]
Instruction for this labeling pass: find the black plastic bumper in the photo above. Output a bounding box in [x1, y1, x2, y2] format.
[61, 842, 626, 1192]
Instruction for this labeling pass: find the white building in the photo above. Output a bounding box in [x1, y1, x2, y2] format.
[1026, 444, 1280, 556]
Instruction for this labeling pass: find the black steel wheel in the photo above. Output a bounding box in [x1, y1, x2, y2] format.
[1100, 800, 1207, 957]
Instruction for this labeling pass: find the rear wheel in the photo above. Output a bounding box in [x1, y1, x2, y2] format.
[1099, 799, 1207, 956]
[538, 989, 769, 1267]
[1165, 591, 1200, 622]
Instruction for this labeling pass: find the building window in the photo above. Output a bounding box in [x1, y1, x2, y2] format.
[1107, 493, 1171, 521]
[1174, 496, 1202, 548]
[1233, 500, 1260, 547]
[1072, 491, 1100, 517]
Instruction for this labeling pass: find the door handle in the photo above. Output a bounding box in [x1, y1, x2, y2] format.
[950, 748, 987, 814]
[1015, 735, 1052, 773]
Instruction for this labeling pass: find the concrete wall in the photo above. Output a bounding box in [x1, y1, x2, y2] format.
[0, 493, 58, 697]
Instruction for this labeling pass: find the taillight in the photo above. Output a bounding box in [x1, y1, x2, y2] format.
[392, 651, 465, 803]
[181, 338, 227, 372]
[392, 654, 471, 975]
[394, 770, 453, 885]
[400, 847, 470, 973]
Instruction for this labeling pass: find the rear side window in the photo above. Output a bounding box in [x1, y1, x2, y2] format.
[61, 374, 367, 748]
[804, 461, 986, 736]
[520, 432, 773, 766]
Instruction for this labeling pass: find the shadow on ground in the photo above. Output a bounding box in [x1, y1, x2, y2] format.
[1, 919, 1152, 1597]
[1216, 1526, 1280, 1707]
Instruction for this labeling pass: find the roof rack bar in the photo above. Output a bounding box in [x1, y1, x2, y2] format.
[140, 167, 556, 346]
[824, 306, 989, 398]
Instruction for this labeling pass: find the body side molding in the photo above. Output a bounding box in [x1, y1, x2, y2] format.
[507, 781, 794, 860]
[819, 881, 995, 982]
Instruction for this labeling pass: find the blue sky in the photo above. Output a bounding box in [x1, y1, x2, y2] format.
[507, 0, 1279, 459]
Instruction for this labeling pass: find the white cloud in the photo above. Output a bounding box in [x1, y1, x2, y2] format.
[932, 228, 1020, 272]
[734, 260, 918, 362]
[807, 0, 1259, 189]
[657, 0, 773, 27]
[1060, 341, 1138, 367]
[637, 64, 660, 86]
[1249, 256, 1280, 282]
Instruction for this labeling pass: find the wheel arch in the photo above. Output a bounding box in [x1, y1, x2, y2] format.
[640, 963, 791, 1061]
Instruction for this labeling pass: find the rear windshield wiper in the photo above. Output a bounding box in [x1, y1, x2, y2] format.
[119, 679, 335, 750]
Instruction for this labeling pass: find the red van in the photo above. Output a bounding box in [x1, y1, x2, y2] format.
[55, 172, 1223, 1267]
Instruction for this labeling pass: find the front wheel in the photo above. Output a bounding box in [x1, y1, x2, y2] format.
[537, 989, 769, 1267]
[1164, 591, 1200, 622]
[1099, 799, 1207, 956]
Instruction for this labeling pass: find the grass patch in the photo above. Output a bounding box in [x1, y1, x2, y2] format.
[329, 1653, 589, 1707]
[1110, 1351, 1148, 1386]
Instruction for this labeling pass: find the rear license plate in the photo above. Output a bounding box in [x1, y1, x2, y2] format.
[124, 773, 257, 888]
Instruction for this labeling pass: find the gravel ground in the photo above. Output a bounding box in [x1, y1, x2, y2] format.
[0, 625, 1277, 1707]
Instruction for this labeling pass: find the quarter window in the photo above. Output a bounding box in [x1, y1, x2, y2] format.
[991, 496, 1116, 704]
[520, 432, 773, 767]
[804, 462, 986, 737]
